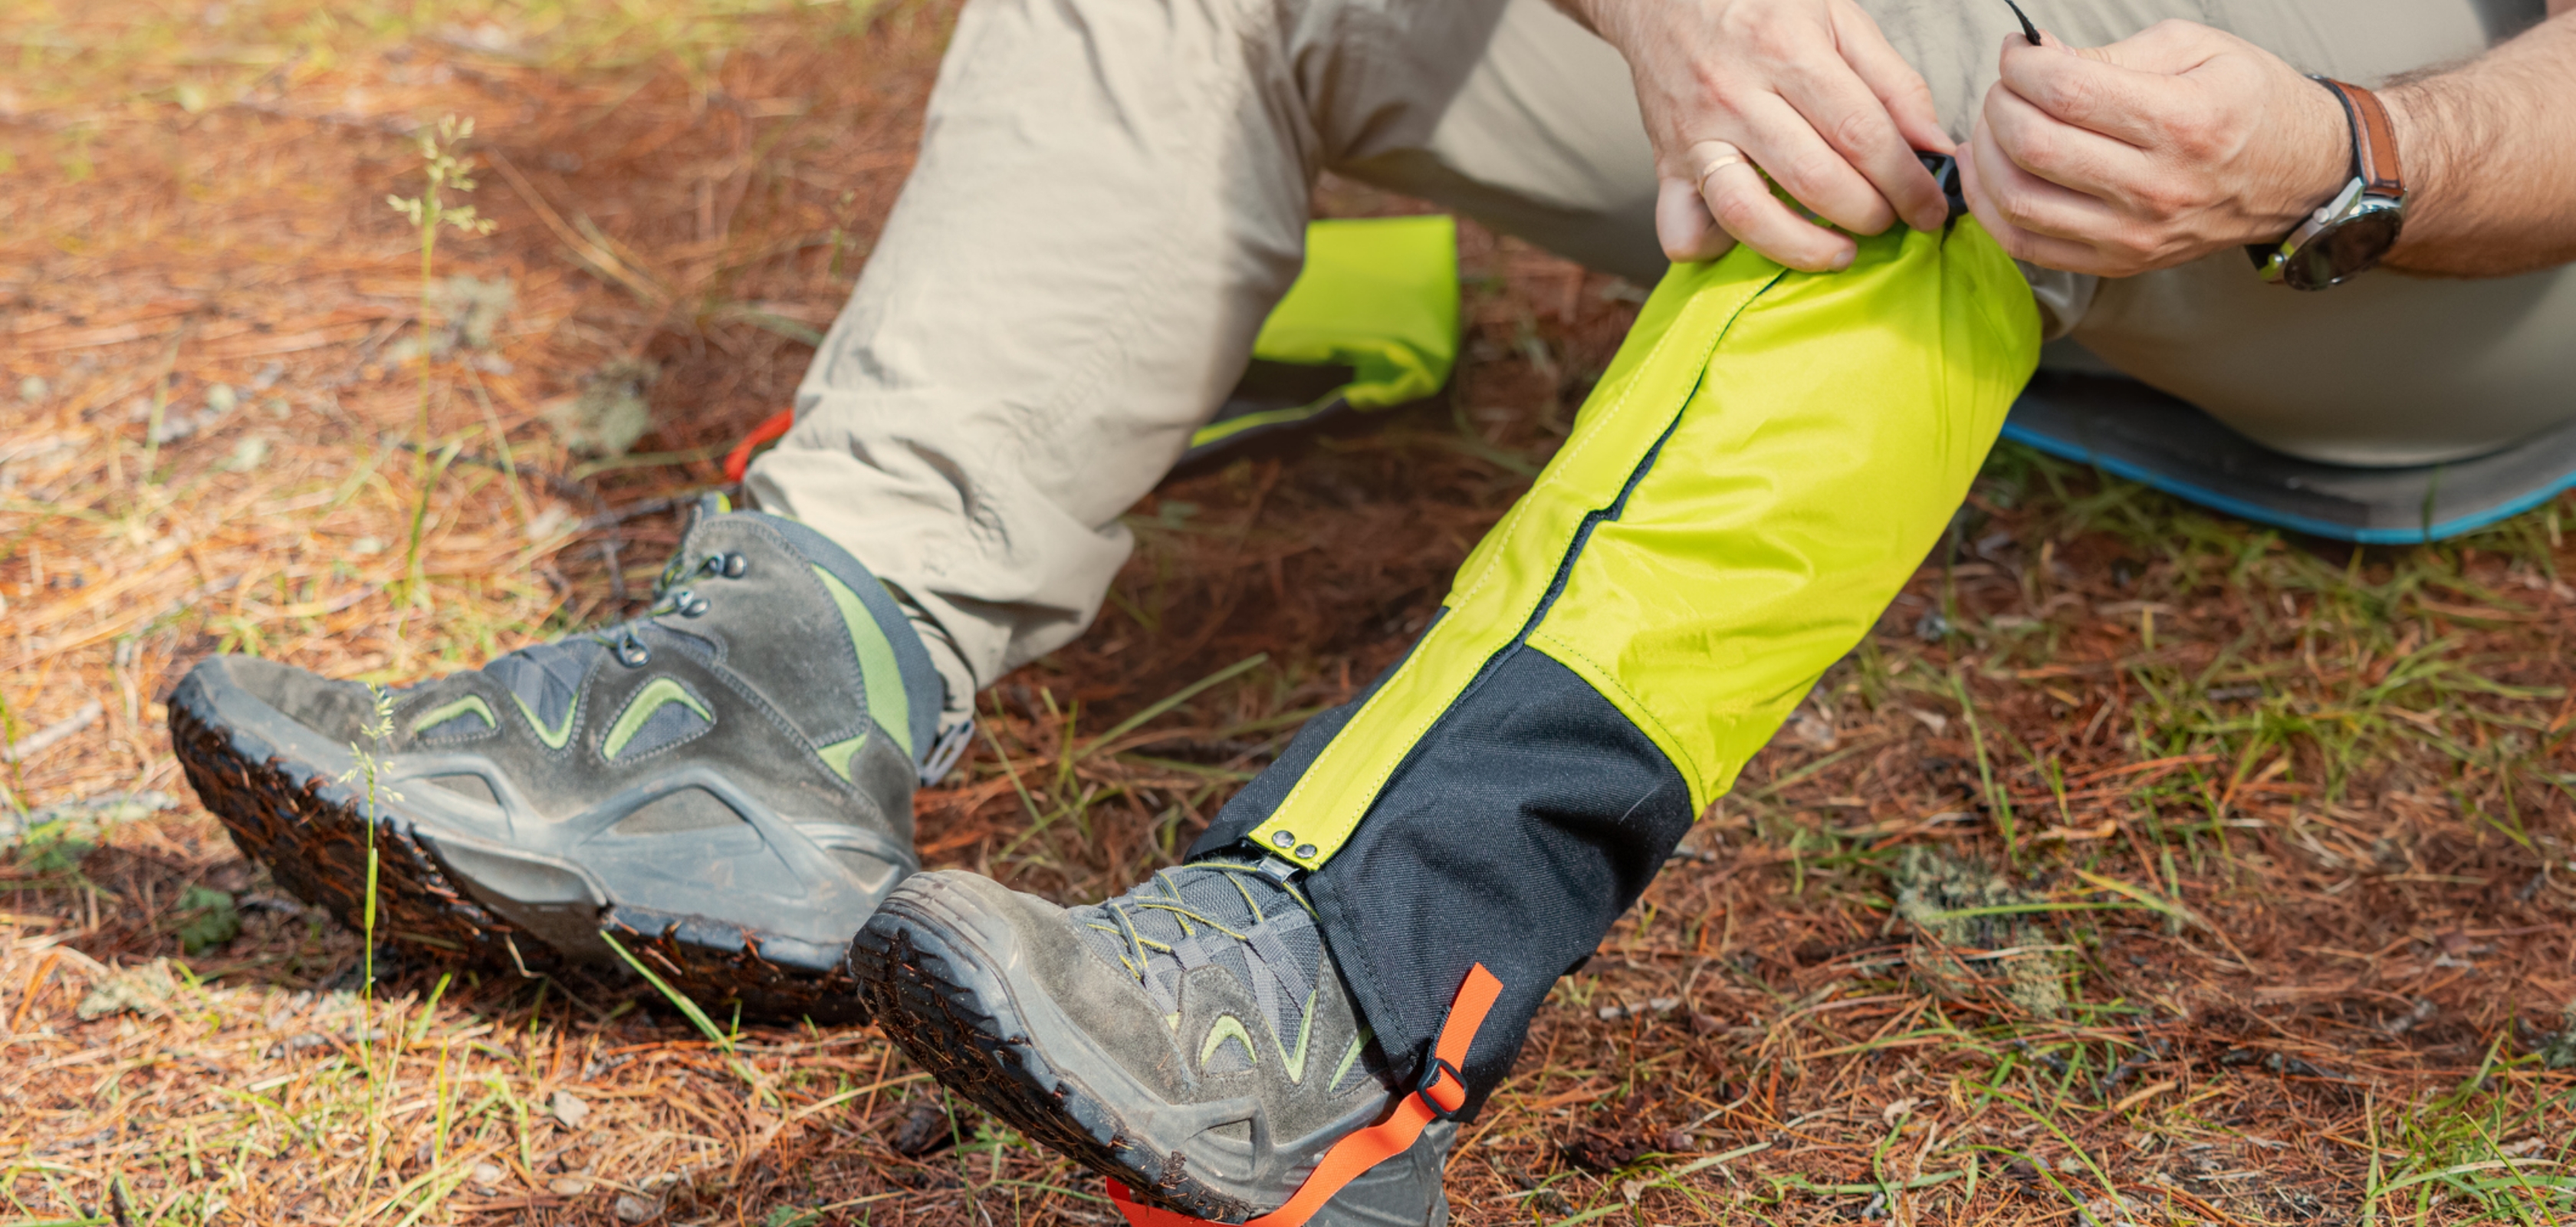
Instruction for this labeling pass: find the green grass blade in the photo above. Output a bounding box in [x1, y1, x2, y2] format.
[1082, 652, 1269, 758]
[599, 930, 772, 1104]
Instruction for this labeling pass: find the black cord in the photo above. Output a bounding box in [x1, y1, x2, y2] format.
[2003, 0, 2042, 44]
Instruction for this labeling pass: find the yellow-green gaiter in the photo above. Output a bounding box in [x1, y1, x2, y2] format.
[1192, 217, 2041, 1110]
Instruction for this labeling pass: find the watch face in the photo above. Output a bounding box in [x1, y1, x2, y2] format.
[2282, 200, 2404, 291]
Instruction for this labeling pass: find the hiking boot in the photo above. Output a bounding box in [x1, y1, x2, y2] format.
[170, 508, 956, 1022]
[850, 861, 1453, 1226]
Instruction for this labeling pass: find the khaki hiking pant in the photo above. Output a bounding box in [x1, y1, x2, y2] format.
[748, 0, 2571, 712]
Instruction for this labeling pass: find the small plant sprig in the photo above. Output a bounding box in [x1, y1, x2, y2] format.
[336, 685, 402, 1206]
[386, 115, 497, 613]
[0, 688, 27, 821]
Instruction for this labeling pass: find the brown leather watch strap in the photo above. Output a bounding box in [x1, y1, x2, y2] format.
[2320, 77, 2404, 199]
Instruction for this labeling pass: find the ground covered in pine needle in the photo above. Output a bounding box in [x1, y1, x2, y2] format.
[2, 3, 2572, 1224]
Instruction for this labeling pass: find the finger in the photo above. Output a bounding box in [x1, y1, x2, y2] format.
[1779, 43, 1950, 233]
[1965, 185, 2114, 271]
[1965, 112, 2132, 252]
[1731, 92, 1896, 236]
[1831, 2, 1955, 154]
[1655, 176, 1738, 262]
[1692, 141, 1856, 271]
[1954, 123, 2014, 245]
[1996, 31, 2194, 147]
[1957, 127, 2101, 271]
[1957, 160, 2101, 270]
[1982, 74, 2159, 202]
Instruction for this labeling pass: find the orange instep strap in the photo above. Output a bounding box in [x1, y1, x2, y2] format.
[1108, 964, 1503, 1227]
[723, 408, 798, 483]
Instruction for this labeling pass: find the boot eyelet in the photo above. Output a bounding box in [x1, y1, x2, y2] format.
[610, 630, 652, 666]
[721, 552, 749, 578]
[681, 596, 711, 617]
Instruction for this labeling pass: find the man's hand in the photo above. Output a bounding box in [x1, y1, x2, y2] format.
[1562, 0, 1953, 271]
[1958, 20, 2348, 277]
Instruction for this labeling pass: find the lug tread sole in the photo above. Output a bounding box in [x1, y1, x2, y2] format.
[851, 901, 1258, 1223]
[170, 694, 866, 1024]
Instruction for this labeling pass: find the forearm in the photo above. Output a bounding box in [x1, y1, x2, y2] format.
[2380, 11, 2576, 277]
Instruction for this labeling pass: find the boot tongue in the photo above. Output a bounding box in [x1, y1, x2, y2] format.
[657, 501, 741, 594]
[1073, 861, 1328, 1051]
[455, 506, 728, 741]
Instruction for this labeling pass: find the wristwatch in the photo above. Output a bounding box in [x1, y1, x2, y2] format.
[2247, 77, 2407, 291]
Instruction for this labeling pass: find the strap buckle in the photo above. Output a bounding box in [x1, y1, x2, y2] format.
[1408, 1055, 1470, 1122]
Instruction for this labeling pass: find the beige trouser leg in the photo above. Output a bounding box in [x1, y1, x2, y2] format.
[753, 0, 2562, 708]
[748, 0, 1603, 707]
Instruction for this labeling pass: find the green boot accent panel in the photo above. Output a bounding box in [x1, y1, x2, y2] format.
[813, 564, 915, 762]
[816, 732, 869, 783]
[511, 685, 583, 750]
[600, 676, 715, 762]
[409, 695, 496, 740]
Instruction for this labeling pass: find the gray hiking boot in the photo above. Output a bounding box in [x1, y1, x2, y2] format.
[170, 508, 958, 1022]
[850, 861, 1453, 1226]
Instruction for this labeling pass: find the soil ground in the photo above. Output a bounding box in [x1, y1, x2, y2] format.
[2, 3, 2571, 1225]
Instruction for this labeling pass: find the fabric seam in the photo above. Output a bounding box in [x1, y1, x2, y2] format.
[1250, 262, 1783, 867]
[1524, 628, 1707, 802]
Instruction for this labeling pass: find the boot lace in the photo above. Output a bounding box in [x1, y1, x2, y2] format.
[1074, 861, 1327, 1051]
[595, 548, 751, 667]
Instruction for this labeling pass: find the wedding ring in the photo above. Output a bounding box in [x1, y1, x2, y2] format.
[1694, 154, 1746, 193]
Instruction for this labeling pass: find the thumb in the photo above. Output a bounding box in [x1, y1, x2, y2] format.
[1654, 176, 1737, 263]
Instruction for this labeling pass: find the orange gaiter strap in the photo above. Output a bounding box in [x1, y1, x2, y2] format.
[1108, 964, 1504, 1227]
[723, 408, 797, 483]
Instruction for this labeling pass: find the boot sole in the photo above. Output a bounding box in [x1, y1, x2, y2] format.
[169, 671, 869, 1024]
[850, 883, 1269, 1223]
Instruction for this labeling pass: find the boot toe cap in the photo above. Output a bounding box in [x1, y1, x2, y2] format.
[181, 654, 380, 745]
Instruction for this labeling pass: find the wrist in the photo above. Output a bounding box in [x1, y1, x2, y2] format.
[2375, 81, 2440, 254]
[2260, 77, 2354, 237]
